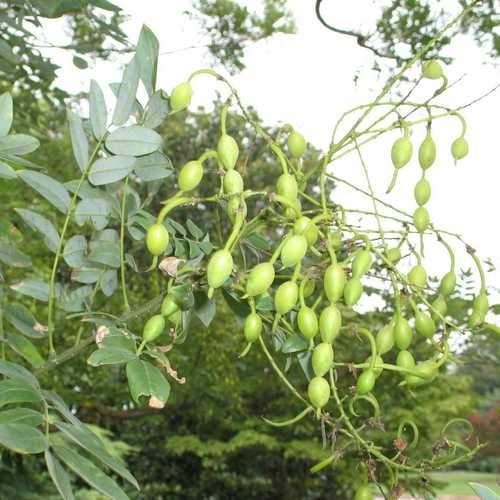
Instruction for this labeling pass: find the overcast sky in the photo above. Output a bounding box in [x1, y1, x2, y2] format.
[40, 1, 500, 306]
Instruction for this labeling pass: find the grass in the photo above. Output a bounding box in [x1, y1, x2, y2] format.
[429, 471, 500, 496]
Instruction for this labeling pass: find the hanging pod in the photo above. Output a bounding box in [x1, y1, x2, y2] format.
[246, 262, 275, 297]
[431, 294, 448, 322]
[146, 223, 169, 256]
[324, 263, 345, 303]
[451, 137, 469, 161]
[405, 360, 438, 386]
[287, 130, 307, 159]
[354, 485, 373, 500]
[414, 177, 431, 206]
[396, 350, 415, 371]
[170, 81, 192, 112]
[385, 247, 402, 265]
[344, 277, 363, 307]
[297, 306, 318, 340]
[217, 134, 239, 170]
[418, 133, 437, 169]
[394, 316, 413, 350]
[276, 173, 298, 201]
[142, 315, 166, 343]
[244, 313, 262, 343]
[280, 234, 308, 268]
[439, 271, 456, 297]
[293, 216, 318, 246]
[223, 169, 244, 194]
[376, 323, 394, 355]
[274, 281, 299, 315]
[469, 290, 489, 327]
[161, 295, 179, 319]
[308, 376, 330, 409]
[311, 343, 334, 377]
[356, 369, 376, 395]
[415, 309, 436, 338]
[319, 304, 342, 343]
[407, 264, 427, 289]
[413, 206, 430, 233]
[352, 249, 372, 278]
[391, 135, 413, 169]
[178, 160, 203, 192]
[422, 60, 443, 80]
[207, 249, 233, 289]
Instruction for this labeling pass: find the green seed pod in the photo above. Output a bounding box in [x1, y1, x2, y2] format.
[324, 263, 345, 303]
[281, 234, 308, 268]
[418, 134, 436, 169]
[244, 313, 262, 343]
[207, 249, 233, 289]
[439, 271, 456, 297]
[422, 60, 443, 80]
[297, 306, 318, 340]
[217, 134, 239, 170]
[146, 223, 169, 256]
[386, 247, 402, 265]
[143, 314, 166, 343]
[468, 309, 482, 328]
[246, 262, 275, 297]
[352, 249, 372, 278]
[396, 350, 415, 370]
[365, 355, 384, 378]
[473, 291, 489, 317]
[308, 376, 330, 409]
[415, 309, 436, 338]
[431, 295, 448, 322]
[344, 277, 363, 307]
[414, 177, 431, 206]
[287, 130, 307, 158]
[178, 160, 203, 192]
[413, 206, 430, 233]
[391, 136, 413, 169]
[227, 197, 247, 224]
[276, 173, 298, 201]
[319, 305, 342, 343]
[312, 342, 334, 377]
[376, 323, 394, 355]
[274, 281, 299, 315]
[223, 170, 244, 194]
[161, 295, 179, 319]
[354, 485, 373, 500]
[357, 370, 376, 395]
[408, 264, 427, 289]
[293, 216, 318, 246]
[405, 360, 438, 386]
[170, 81, 192, 112]
[394, 316, 413, 350]
[451, 137, 469, 161]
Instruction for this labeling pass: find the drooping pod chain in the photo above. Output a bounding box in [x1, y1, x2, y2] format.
[137, 57, 491, 490]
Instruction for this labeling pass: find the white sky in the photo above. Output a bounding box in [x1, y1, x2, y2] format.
[40, 1, 500, 304]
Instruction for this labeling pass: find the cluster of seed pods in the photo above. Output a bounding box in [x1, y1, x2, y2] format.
[137, 61, 490, 488]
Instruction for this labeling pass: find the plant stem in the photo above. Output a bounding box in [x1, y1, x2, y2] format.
[120, 177, 130, 312]
[47, 139, 103, 355]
